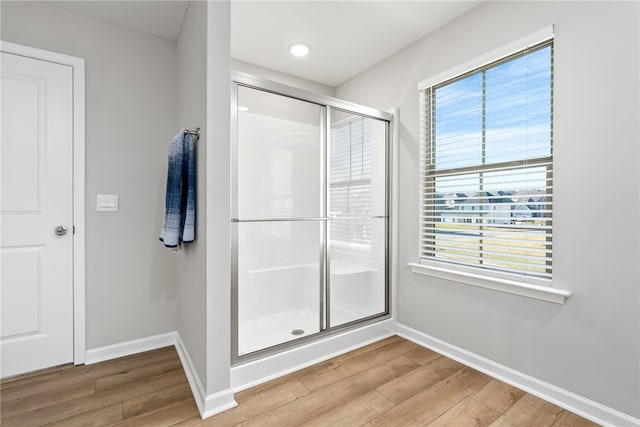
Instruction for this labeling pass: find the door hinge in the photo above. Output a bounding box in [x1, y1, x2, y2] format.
[73, 225, 76, 234]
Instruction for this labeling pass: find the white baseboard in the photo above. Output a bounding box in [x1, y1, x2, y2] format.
[173, 333, 208, 415]
[397, 323, 640, 427]
[86, 332, 237, 420]
[201, 388, 238, 419]
[85, 332, 177, 365]
[231, 318, 396, 391]
[174, 332, 237, 419]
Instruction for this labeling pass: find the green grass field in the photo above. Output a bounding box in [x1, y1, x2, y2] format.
[431, 223, 550, 274]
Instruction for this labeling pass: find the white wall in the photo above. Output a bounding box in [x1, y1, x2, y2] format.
[175, 0, 234, 402]
[206, 0, 232, 396]
[1, 2, 178, 349]
[336, 1, 640, 418]
[175, 0, 208, 391]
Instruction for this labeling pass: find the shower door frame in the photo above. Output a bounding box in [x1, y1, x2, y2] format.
[231, 72, 393, 365]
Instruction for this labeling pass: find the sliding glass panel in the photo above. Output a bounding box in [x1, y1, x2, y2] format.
[330, 217, 386, 327]
[237, 221, 322, 356]
[237, 86, 322, 219]
[329, 111, 387, 327]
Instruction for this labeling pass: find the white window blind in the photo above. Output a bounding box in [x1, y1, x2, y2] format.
[420, 40, 553, 279]
[330, 116, 372, 245]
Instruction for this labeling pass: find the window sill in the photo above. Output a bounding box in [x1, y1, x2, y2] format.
[406, 262, 571, 304]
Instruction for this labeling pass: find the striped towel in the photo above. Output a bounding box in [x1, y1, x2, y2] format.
[160, 129, 196, 249]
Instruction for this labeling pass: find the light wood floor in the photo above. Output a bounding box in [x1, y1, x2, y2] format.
[1, 336, 599, 426]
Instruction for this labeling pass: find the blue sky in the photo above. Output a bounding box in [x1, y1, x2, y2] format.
[433, 45, 553, 185]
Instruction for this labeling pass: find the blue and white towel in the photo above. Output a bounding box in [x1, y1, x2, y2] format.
[160, 129, 196, 249]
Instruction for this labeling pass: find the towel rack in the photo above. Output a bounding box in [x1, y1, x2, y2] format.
[185, 128, 200, 139]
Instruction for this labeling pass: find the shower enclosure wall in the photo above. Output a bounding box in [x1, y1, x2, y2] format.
[232, 73, 392, 362]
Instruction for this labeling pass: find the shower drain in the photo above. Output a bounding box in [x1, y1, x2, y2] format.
[291, 329, 305, 336]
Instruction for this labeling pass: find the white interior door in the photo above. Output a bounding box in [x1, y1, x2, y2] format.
[1, 51, 74, 378]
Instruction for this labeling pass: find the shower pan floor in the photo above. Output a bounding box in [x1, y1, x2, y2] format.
[237, 305, 373, 357]
[238, 309, 319, 356]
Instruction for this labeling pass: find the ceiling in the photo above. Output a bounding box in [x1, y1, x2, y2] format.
[49, 1, 482, 87]
[49, 1, 190, 41]
[231, 1, 481, 86]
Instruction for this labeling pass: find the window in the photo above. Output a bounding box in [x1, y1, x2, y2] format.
[420, 39, 553, 280]
[330, 115, 372, 245]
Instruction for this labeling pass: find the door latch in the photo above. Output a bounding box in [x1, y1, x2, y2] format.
[54, 225, 68, 236]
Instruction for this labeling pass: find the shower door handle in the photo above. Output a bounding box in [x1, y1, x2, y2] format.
[231, 217, 332, 223]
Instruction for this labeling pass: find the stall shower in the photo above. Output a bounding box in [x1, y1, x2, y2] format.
[231, 74, 392, 362]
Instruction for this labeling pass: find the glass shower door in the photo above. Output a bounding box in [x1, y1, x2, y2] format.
[328, 111, 388, 327]
[235, 86, 324, 356]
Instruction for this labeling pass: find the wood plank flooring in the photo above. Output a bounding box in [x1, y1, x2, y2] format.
[0, 336, 600, 426]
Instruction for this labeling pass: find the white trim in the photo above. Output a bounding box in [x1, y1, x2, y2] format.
[72, 51, 86, 366]
[174, 333, 238, 419]
[201, 388, 238, 419]
[231, 319, 396, 391]
[397, 324, 640, 427]
[0, 40, 87, 365]
[417, 25, 554, 90]
[408, 262, 571, 304]
[418, 258, 553, 288]
[173, 333, 206, 414]
[84, 332, 176, 365]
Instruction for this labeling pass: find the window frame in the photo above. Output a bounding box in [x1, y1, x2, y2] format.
[413, 27, 571, 302]
[422, 40, 554, 279]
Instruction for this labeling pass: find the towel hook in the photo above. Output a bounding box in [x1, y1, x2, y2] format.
[185, 127, 200, 139]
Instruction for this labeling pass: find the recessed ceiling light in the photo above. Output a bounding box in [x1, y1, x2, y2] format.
[289, 42, 310, 57]
[238, 106, 249, 112]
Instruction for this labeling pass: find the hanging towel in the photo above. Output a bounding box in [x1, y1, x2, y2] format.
[160, 129, 196, 249]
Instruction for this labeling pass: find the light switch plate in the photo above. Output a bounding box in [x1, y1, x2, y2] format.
[97, 194, 118, 212]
